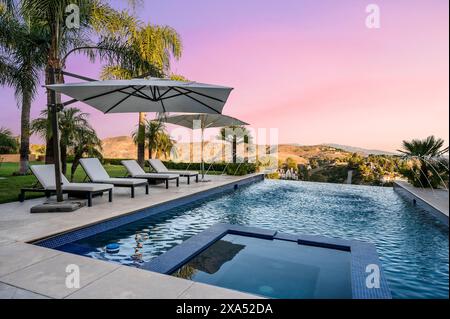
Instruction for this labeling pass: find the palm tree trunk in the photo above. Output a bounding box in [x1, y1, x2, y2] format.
[419, 159, 430, 187]
[61, 143, 67, 175]
[19, 91, 31, 174]
[45, 24, 63, 164]
[137, 112, 146, 167]
[148, 142, 153, 160]
[45, 64, 55, 164]
[71, 153, 81, 182]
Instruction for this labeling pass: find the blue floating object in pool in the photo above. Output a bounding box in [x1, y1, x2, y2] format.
[105, 243, 120, 254]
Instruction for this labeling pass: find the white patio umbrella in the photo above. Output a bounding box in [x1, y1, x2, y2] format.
[46, 78, 234, 200]
[163, 114, 249, 181]
[47, 78, 233, 114]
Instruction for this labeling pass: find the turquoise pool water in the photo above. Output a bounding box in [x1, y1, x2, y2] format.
[59, 180, 449, 299]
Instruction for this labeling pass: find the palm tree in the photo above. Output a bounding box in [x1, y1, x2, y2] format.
[0, 6, 48, 174]
[0, 127, 19, 154]
[31, 107, 90, 175]
[398, 136, 449, 188]
[8, 0, 149, 164]
[100, 23, 182, 167]
[218, 126, 253, 163]
[132, 118, 173, 160]
[70, 127, 102, 182]
[155, 132, 176, 160]
[145, 119, 164, 160]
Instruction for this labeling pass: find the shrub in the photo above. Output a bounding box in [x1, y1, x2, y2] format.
[265, 172, 280, 179]
[225, 163, 257, 176]
[400, 159, 448, 189]
[102, 158, 132, 166]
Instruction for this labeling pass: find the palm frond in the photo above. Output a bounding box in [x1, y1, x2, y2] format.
[399, 135, 447, 158]
[0, 126, 19, 154]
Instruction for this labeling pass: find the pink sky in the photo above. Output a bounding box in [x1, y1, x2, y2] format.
[0, 0, 448, 152]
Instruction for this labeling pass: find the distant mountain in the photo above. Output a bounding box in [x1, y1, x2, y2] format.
[276, 144, 350, 165]
[96, 136, 396, 163]
[102, 136, 137, 159]
[322, 144, 396, 156]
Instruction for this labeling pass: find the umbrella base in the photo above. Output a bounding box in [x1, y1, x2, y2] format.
[199, 178, 212, 183]
[30, 201, 86, 214]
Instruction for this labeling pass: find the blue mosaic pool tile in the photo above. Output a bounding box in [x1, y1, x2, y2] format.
[394, 183, 449, 226]
[350, 240, 391, 299]
[273, 232, 298, 242]
[297, 234, 350, 252]
[57, 243, 95, 255]
[145, 224, 229, 274]
[227, 224, 277, 239]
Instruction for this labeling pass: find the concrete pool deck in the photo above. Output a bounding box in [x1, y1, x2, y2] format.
[0, 174, 264, 299]
[393, 181, 449, 226]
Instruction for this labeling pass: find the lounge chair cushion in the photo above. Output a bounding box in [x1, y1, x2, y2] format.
[133, 173, 179, 179]
[30, 165, 71, 189]
[148, 159, 199, 176]
[122, 160, 179, 179]
[61, 183, 114, 192]
[148, 159, 169, 173]
[121, 160, 150, 177]
[79, 158, 111, 181]
[30, 165, 114, 192]
[80, 158, 147, 186]
[93, 178, 147, 186]
[121, 160, 146, 177]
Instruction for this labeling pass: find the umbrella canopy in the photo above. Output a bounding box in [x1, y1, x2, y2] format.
[163, 114, 248, 129]
[46, 78, 233, 114]
[163, 114, 249, 180]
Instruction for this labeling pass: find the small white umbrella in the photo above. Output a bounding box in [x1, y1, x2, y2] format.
[47, 78, 233, 114]
[163, 114, 249, 180]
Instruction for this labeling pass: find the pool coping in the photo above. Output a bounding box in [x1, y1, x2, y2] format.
[32, 174, 264, 248]
[144, 223, 392, 299]
[393, 181, 449, 227]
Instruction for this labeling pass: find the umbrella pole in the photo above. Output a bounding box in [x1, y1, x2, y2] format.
[201, 127, 205, 180]
[49, 67, 64, 202]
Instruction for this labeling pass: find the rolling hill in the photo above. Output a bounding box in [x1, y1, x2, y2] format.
[99, 136, 363, 164]
[29, 136, 392, 165]
[323, 143, 396, 156]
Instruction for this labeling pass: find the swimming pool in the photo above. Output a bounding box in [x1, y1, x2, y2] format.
[56, 180, 449, 299]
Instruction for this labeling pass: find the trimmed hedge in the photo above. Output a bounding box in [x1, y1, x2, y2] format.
[102, 158, 130, 166]
[164, 161, 257, 176]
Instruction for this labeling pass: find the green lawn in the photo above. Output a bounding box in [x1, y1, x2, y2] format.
[0, 162, 128, 204]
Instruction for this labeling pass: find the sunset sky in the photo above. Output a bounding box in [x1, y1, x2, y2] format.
[1, 0, 448, 152]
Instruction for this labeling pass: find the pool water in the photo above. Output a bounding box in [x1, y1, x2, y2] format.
[172, 234, 352, 299]
[58, 180, 449, 299]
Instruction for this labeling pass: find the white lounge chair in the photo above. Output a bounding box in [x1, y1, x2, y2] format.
[79, 158, 149, 198]
[148, 159, 199, 184]
[20, 164, 114, 207]
[121, 160, 180, 189]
